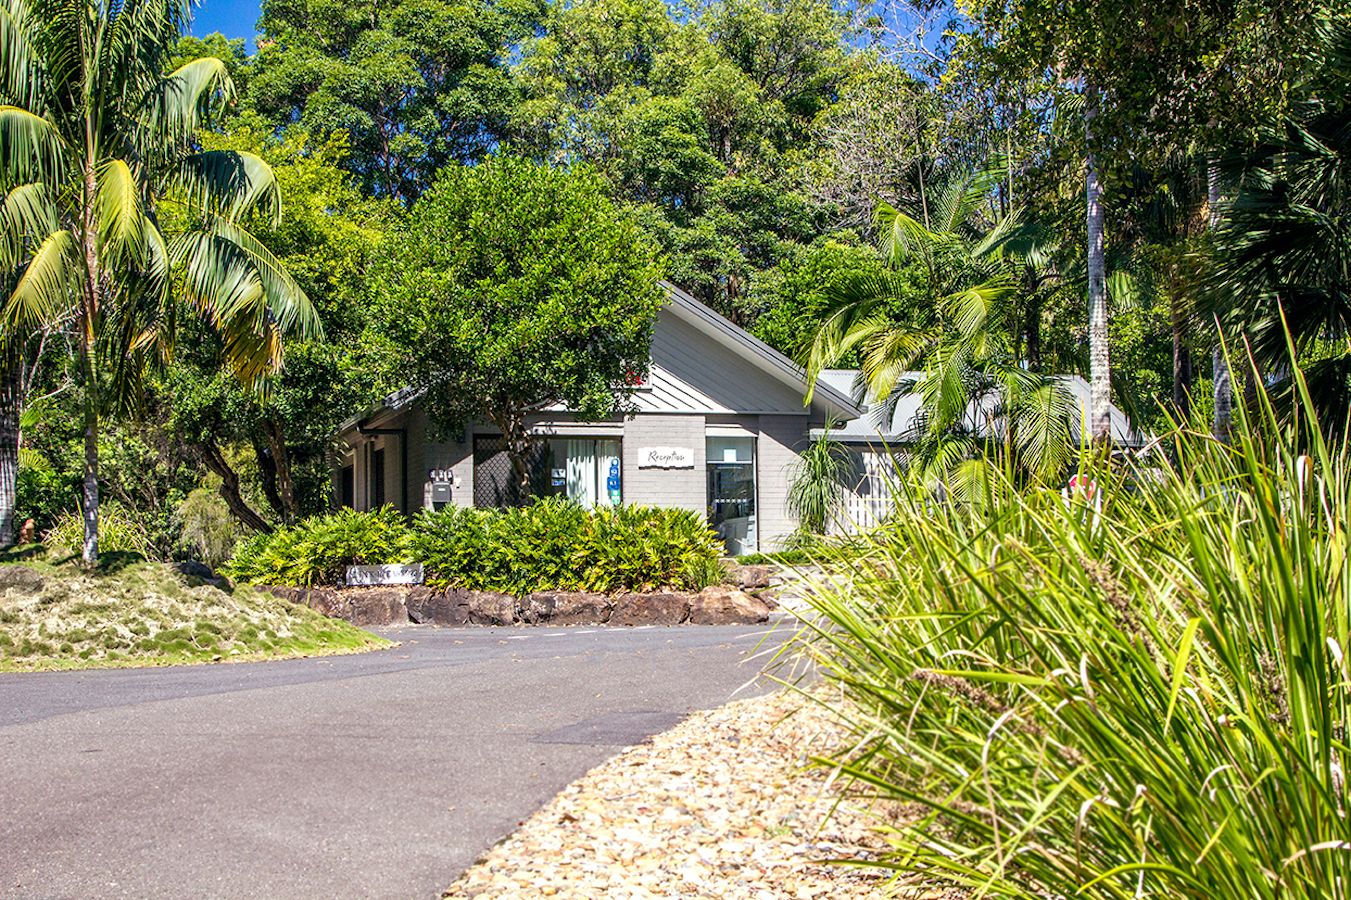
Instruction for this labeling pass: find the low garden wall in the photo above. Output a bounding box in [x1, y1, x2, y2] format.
[260, 582, 773, 628]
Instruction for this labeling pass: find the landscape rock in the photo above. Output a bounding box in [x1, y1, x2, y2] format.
[344, 588, 409, 626]
[609, 591, 690, 626]
[407, 586, 470, 626]
[689, 585, 771, 625]
[297, 587, 347, 618]
[0, 565, 45, 594]
[735, 564, 772, 591]
[522, 591, 611, 625]
[467, 590, 518, 626]
[173, 560, 229, 588]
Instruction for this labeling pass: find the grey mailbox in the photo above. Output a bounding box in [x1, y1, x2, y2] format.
[430, 481, 453, 504]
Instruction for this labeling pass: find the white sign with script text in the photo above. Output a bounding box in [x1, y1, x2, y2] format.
[638, 446, 695, 469]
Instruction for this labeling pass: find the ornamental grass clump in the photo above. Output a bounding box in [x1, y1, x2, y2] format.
[791, 362, 1351, 898]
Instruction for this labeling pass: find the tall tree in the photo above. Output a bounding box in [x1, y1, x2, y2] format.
[250, 0, 540, 200]
[0, 0, 319, 563]
[807, 167, 1077, 484]
[956, 0, 1320, 442]
[371, 156, 664, 494]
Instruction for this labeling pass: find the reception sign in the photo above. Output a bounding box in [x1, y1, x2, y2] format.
[638, 446, 695, 468]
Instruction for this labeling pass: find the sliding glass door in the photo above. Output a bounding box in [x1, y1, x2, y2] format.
[706, 437, 756, 555]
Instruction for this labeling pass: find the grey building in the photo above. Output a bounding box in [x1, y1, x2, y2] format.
[334, 283, 861, 554]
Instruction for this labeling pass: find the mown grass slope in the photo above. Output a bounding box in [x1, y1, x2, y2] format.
[0, 554, 389, 672]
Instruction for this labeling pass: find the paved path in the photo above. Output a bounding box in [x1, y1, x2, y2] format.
[0, 624, 791, 899]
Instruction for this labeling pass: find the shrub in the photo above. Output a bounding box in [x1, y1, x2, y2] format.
[226, 498, 724, 593]
[409, 499, 723, 594]
[44, 504, 155, 560]
[222, 506, 411, 586]
[791, 367, 1351, 897]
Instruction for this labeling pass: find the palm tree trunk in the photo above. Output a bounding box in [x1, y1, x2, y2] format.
[80, 164, 101, 566]
[0, 354, 21, 548]
[81, 388, 98, 563]
[1085, 85, 1111, 443]
[1208, 160, 1232, 441]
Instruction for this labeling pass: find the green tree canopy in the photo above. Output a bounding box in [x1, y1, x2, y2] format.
[249, 0, 542, 199]
[371, 156, 665, 492]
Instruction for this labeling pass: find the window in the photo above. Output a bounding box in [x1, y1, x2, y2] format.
[544, 438, 621, 507]
[371, 448, 386, 508]
[339, 464, 355, 509]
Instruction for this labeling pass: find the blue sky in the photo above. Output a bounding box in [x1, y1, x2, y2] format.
[191, 0, 261, 43]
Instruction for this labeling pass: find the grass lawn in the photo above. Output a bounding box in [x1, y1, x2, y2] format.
[0, 550, 390, 672]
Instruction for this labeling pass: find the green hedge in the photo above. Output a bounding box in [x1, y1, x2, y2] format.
[222, 499, 724, 593]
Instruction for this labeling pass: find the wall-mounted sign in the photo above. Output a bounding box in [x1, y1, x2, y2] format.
[638, 446, 695, 469]
[347, 563, 424, 586]
[428, 468, 455, 483]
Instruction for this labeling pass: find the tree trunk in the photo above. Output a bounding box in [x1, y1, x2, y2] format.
[1085, 86, 1111, 444]
[1208, 160, 1232, 441]
[492, 409, 536, 503]
[81, 388, 99, 564]
[265, 418, 299, 522]
[0, 353, 21, 548]
[80, 163, 102, 565]
[199, 440, 275, 534]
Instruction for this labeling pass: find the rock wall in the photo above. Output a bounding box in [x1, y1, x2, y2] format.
[258, 584, 771, 628]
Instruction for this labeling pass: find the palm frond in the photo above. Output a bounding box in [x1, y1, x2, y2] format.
[0, 104, 65, 182]
[0, 181, 58, 269]
[0, 0, 44, 112]
[96, 158, 150, 266]
[137, 55, 232, 148]
[942, 278, 1014, 344]
[876, 200, 951, 267]
[4, 226, 77, 326]
[173, 150, 282, 225]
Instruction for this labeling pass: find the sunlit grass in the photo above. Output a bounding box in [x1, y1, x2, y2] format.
[0, 558, 389, 672]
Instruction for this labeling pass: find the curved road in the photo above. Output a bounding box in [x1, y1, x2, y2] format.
[0, 624, 790, 899]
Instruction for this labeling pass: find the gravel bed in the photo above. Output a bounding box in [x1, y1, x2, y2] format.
[443, 689, 940, 899]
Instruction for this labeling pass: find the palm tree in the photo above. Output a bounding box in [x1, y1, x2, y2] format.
[0, 0, 320, 563]
[1205, 17, 1351, 432]
[806, 166, 1076, 487]
[1084, 83, 1111, 443]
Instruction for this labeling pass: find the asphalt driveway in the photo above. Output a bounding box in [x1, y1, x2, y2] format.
[0, 624, 792, 899]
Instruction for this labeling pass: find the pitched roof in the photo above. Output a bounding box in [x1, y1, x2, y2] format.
[658, 282, 863, 420]
[813, 369, 1147, 447]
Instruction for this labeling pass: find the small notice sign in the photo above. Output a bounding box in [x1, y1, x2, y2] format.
[346, 564, 424, 586]
[638, 446, 695, 468]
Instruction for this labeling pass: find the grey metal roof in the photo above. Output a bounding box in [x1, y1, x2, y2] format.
[658, 282, 864, 420]
[812, 369, 1147, 448]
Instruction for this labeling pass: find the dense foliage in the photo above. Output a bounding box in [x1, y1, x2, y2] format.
[2, 0, 1348, 566]
[224, 500, 724, 593]
[371, 156, 664, 489]
[791, 362, 1349, 896]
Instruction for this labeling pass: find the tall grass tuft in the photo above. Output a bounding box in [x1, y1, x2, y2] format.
[791, 360, 1351, 898]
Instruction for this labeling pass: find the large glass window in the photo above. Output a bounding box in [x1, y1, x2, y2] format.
[544, 438, 621, 507]
[706, 436, 756, 555]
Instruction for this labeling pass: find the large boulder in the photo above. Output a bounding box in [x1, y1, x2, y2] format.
[406, 586, 470, 627]
[522, 591, 611, 625]
[0, 565, 47, 594]
[344, 588, 410, 626]
[467, 591, 518, 626]
[609, 592, 690, 627]
[689, 585, 771, 625]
